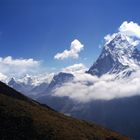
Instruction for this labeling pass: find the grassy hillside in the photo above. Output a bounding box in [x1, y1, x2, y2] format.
[0, 82, 130, 140]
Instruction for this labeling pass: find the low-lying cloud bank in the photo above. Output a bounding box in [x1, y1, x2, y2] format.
[53, 72, 140, 103]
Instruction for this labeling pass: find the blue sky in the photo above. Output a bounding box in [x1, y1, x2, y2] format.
[0, 0, 140, 74]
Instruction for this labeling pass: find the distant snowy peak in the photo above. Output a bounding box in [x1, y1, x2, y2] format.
[8, 77, 19, 88]
[7, 73, 54, 95]
[18, 74, 33, 85]
[42, 72, 74, 94]
[88, 32, 140, 78]
[17, 73, 54, 86]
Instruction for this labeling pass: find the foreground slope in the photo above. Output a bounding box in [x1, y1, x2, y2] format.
[0, 81, 130, 140]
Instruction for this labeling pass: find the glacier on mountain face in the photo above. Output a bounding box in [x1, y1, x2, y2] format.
[87, 32, 140, 78]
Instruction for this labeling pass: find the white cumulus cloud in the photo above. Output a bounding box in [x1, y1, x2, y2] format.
[119, 21, 140, 38]
[0, 56, 40, 78]
[62, 63, 87, 74]
[0, 56, 39, 67]
[104, 33, 117, 43]
[104, 21, 140, 45]
[54, 39, 84, 60]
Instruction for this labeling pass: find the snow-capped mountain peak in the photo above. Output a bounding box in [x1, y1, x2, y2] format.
[18, 74, 33, 85]
[44, 72, 74, 94]
[88, 32, 140, 77]
[6, 73, 54, 96]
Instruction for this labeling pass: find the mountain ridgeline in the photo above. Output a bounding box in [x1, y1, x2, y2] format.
[7, 33, 140, 96]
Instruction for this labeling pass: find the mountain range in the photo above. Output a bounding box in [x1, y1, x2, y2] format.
[2, 32, 140, 139]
